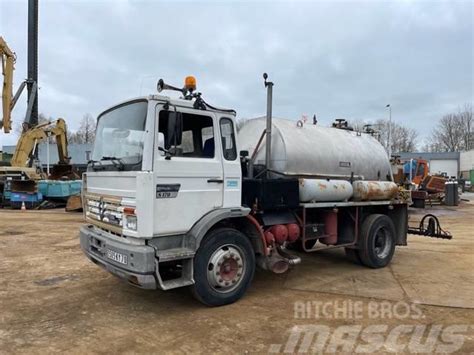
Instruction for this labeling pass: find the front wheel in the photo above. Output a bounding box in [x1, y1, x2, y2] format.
[191, 228, 255, 306]
[358, 214, 396, 268]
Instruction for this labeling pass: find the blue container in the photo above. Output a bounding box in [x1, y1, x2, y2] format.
[10, 191, 43, 209]
[38, 180, 82, 199]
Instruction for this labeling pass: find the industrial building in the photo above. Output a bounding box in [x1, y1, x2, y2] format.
[397, 150, 474, 183]
[460, 149, 474, 182]
[397, 151, 460, 178]
[1, 143, 93, 172]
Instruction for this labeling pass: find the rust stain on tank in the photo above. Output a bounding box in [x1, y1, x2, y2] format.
[354, 181, 398, 200]
[367, 182, 398, 200]
[366, 181, 382, 200]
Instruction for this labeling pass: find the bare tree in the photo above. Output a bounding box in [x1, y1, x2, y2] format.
[14, 112, 50, 135]
[427, 104, 472, 152]
[350, 119, 418, 153]
[69, 113, 96, 144]
[459, 103, 473, 150]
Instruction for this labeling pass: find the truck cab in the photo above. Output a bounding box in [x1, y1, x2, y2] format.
[84, 96, 242, 236]
[81, 88, 254, 305]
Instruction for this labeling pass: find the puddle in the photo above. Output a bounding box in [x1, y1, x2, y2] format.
[0, 230, 25, 236]
[34, 275, 79, 286]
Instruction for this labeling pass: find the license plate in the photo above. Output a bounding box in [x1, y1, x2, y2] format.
[106, 249, 128, 265]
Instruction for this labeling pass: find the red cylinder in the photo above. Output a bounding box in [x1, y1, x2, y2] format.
[286, 223, 300, 242]
[264, 231, 275, 245]
[320, 212, 338, 245]
[269, 225, 288, 244]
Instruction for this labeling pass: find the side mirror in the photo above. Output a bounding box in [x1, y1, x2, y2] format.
[166, 111, 183, 148]
[240, 150, 249, 158]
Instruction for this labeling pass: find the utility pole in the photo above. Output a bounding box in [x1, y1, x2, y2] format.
[386, 104, 392, 158]
[27, 0, 39, 127]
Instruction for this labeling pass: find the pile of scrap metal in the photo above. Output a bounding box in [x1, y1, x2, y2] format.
[391, 156, 449, 208]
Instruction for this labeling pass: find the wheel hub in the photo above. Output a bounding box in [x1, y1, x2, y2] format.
[374, 227, 392, 259]
[207, 245, 245, 293]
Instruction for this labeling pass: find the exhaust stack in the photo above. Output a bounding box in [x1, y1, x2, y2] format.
[263, 73, 273, 178]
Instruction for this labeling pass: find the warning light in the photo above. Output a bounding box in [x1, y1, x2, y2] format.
[184, 76, 197, 92]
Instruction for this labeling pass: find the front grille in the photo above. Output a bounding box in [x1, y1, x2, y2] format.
[85, 194, 123, 233]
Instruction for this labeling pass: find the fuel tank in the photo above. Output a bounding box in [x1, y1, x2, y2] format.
[352, 181, 399, 201]
[299, 178, 353, 202]
[238, 118, 392, 181]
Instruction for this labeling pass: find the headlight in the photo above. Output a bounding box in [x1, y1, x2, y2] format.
[125, 215, 137, 231]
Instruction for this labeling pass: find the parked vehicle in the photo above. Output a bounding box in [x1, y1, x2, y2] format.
[79, 74, 449, 306]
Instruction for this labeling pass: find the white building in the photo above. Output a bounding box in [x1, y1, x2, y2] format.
[397, 152, 460, 178]
[460, 149, 474, 180]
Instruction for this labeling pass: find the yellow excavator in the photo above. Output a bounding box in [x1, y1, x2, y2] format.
[1, 36, 14, 134]
[1, 36, 71, 177]
[1, 36, 76, 208]
[11, 119, 69, 168]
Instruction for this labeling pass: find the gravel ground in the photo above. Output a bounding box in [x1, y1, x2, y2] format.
[0, 200, 473, 354]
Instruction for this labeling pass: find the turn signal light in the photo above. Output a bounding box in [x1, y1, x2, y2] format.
[185, 76, 197, 91]
[123, 207, 135, 215]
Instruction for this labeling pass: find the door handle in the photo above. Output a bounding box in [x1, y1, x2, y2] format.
[207, 179, 224, 184]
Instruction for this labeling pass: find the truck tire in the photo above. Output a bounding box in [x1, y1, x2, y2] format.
[358, 214, 396, 268]
[191, 228, 255, 306]
[344, 247, 362, 265]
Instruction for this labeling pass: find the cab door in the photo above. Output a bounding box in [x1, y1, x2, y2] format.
[219, 117, 242, 207]
[153, 106, 223, 236]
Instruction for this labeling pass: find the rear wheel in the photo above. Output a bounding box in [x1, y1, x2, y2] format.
[358, 214, 396, 268]
[192, 228, 255, 306]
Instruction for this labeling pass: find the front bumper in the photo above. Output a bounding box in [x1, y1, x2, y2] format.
[79, 225, 158, 289]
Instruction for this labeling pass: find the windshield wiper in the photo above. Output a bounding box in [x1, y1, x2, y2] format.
[101, 156, 125, 171]
[87, 159, 106, 171]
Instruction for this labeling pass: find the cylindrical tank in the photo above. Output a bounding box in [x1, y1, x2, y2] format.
[320, 211, 338, 245]
[268, 225, 288, 244]
[299, 179, 353, 202]
[352, 181, 398, 201]
[286, 223, 300, 242]
[444, 181, 459, 206]
[238, 118, 392, 181]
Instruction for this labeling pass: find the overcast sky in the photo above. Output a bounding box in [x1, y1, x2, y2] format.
[1, 0, 472, 147]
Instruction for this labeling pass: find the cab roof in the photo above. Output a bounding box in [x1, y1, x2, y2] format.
[99, 94, 237, 118]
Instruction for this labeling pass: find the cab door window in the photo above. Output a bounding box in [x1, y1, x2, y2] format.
[159, 111, 214, 158]
[219, 118, 237, 161]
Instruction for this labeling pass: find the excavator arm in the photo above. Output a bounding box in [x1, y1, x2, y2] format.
[49, 118, 69, 164]
[0, 36, 15, 133]
[11, 118, 70, 167]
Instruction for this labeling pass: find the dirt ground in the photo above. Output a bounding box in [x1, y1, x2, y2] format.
[0, 198, 473, 354]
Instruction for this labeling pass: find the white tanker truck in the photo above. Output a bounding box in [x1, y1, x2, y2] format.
[79, 74, 451, 306]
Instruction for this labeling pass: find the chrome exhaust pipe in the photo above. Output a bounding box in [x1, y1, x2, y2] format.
[257, 246, 301, 274]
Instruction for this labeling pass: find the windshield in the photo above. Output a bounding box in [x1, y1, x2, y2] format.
[92, 100, 147, 170]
